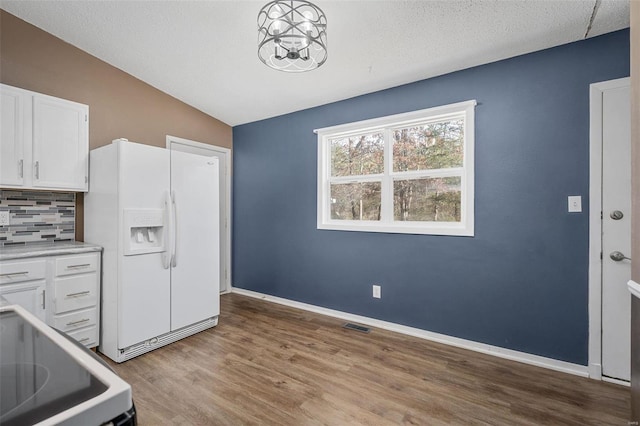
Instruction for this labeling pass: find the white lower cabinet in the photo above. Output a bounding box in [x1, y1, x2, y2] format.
[48, 253, 100, 348]
[0, 280, 47, 322]
[0, 252, 100, 348]
[0, 258, 47, 322]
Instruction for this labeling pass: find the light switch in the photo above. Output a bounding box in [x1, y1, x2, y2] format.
[372, 285, 381, 299]
[568, 196, 582, 213]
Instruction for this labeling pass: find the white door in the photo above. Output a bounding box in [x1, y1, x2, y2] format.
[0, 281, 46, 322]
[0, 85, 27, 186]
[166, 136, 231, 293]
[32, 94, 88, 191]
[601, 83, 632, 381]
[118, 141, 171, 348]
[170, 150, 219, 331]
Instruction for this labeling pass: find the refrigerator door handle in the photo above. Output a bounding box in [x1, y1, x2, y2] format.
[162, 190, 173, 269]
[171, 190, 178, 267]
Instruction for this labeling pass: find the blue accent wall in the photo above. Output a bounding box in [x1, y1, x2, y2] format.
[232, 30, 630, 365]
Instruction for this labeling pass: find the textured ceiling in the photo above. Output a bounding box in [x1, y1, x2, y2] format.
[0, 1, 630, 126]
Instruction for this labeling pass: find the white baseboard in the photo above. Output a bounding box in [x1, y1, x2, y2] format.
[589, 362, 602, 380]
[602, 376, 630, 387]
[231, 287, 589, 378]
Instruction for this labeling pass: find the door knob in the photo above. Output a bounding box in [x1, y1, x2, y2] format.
[610, 251, 631, 262]
[610, 210, 624, 220]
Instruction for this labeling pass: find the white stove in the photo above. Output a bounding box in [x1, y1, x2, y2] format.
[0, 302, 134, 425]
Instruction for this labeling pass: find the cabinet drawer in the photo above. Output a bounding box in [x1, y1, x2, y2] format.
[55, 254, 98, 277]
[53, 274, 97, 314]
[67, 325, 98, 348]
[53, 308, 97, 333]
[0, 260, 46, 285]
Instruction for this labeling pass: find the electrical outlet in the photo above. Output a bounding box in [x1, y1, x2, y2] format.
[372, 284, 381, 299]
[568, 195, 582, 213]
[0, 211, 9, 226]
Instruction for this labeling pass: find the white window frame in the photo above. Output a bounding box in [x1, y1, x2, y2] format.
[315, 100, 476, 236]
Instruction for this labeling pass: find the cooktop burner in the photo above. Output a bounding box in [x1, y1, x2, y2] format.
[1, 363, 50, 415]
[0, 310, 108, 425]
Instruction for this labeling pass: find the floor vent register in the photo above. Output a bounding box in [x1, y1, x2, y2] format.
[342, 323, 371, 333]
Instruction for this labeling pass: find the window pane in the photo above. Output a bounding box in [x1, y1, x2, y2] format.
[331, 182, 381, 221]
[393, 119, 464, 172]
[394, 177, 461, 222]
[330, 133, 384, 177]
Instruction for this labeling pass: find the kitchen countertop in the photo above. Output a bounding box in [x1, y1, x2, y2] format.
[0, 241, 102, 261]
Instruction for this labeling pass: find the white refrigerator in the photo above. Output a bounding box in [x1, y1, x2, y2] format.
[84, 139, 219, 362]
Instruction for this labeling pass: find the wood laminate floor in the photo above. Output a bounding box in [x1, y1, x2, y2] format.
[104, 293, 629, 425]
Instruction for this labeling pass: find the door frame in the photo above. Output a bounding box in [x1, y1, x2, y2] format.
[588, 77, 631, 381]
[166, 135, 232, 293]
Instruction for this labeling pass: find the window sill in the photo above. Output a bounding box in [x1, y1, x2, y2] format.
[317, 221, 474, 237]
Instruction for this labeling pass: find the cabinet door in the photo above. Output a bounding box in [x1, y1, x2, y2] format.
[0, 280, 46, 322]
[32, 94, 88, 191]
[0, 85, 28, 187]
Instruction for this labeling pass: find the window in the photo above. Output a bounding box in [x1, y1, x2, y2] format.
[316, 100, 475, 236]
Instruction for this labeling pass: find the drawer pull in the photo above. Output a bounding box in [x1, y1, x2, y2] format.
[67, 318, 90, 327]
[77, 337, 90, 343]
[66, 263, 91, 269]
[0, 272, 29, 278]
[66, 291, 90, 298]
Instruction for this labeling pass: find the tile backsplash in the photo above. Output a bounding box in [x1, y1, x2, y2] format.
[0, 190, 75, 246]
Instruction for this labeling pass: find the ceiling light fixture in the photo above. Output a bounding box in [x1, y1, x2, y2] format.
[257, 0, 327, 73]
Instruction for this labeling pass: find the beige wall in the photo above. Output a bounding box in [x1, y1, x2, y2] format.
[0, 10, 232, 241]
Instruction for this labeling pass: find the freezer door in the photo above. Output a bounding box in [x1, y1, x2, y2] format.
[170, 150, 219, 331]
[118, 141, 171, 348]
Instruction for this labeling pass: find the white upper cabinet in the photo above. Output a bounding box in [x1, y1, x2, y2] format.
[1, 85, 28, 187]
[0, 84, 89, 192]
[33, 94, 88, 190]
